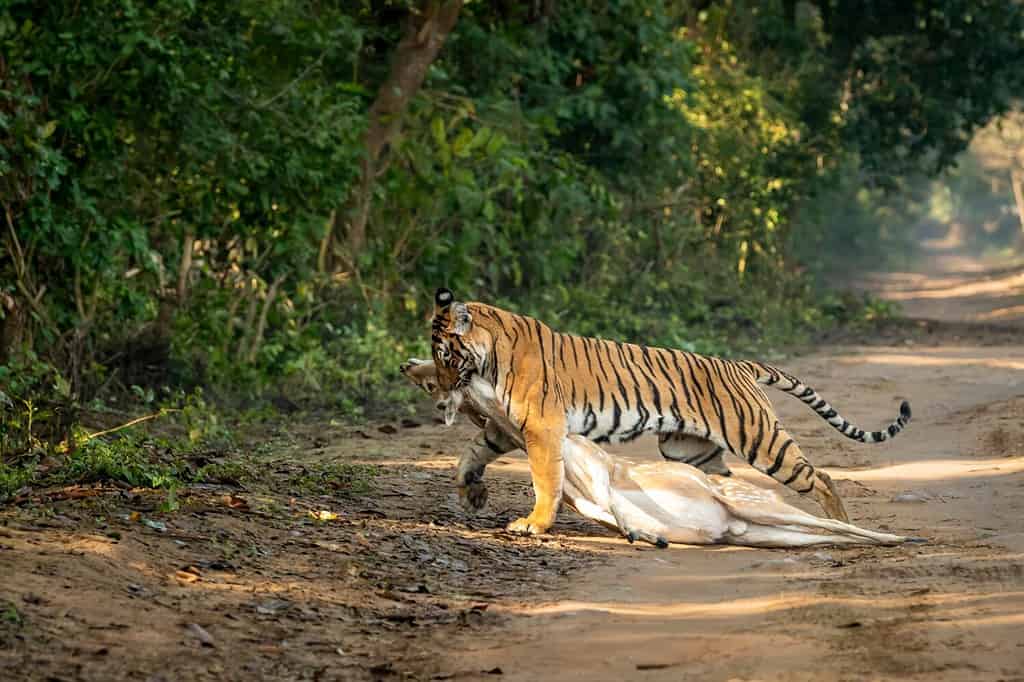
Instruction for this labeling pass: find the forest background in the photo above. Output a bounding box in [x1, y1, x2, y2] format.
[2, 0, 1024, 499]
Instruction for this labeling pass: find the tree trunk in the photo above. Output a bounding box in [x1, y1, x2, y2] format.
[328, 0, 463, 274]
[0, 292, 25, 364]
[1011, 167, 1024, 236]
[176, 230, 194, 304]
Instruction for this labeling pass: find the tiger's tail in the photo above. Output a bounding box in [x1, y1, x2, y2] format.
[744, 362, 911, 444]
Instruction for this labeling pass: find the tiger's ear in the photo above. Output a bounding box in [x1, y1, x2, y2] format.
[435, 288, 454, 312]
[434, 288, 472, 336]
[450, 302, 472, 336]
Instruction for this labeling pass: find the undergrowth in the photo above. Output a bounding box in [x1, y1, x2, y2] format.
[0, 425, 380, 505]
[0, 370, 381, 504]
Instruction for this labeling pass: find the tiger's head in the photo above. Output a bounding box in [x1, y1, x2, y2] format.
[431, 288, 487, 392]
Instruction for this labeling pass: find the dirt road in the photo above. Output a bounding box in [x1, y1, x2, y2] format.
[446, 246, 1024, 681]
[2, 245, 1023, 681]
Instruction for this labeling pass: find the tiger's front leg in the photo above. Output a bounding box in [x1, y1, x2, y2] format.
[506, 421, 566, 536]
[456, 421, 518, 512]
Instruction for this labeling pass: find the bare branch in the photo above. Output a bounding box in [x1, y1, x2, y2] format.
[177, 230, 195, 303]
[246, 274, 286, 364]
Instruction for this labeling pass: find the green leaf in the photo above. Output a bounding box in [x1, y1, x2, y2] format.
[485, 132, 507, 156]
[452, 127, 474, 157]
[431, 117, 446, 147]
[53, 374, 71, 399]
[466, 126, 492, 153]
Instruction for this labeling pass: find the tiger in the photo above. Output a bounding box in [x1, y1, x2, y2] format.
[429, 288, 911, 535]
[401, 358, 920, 548]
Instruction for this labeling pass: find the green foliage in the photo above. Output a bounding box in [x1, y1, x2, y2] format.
[1, 0, 366, 396]
[0, 380, 232, 502]
[0, 464, 32, 503]
[50, 434, 186, 490]
[446, 1, 695, 186]
[0, 431, 183, 503]
[0, 352, 73, 458]
[818, 291, 901, 327]
[175, 388, 234, 448]
[828, 0, 1024, 177]
[311, 316, 431, 415]
[1, 0, 1023, 493]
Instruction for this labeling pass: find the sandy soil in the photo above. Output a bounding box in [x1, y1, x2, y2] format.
[3, 243, 1024, 681]
[857, 252, 1024, 324]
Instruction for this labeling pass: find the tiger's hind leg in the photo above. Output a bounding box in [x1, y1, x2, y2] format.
[658, 432, 732, 476]
[744, 424, 849, 522]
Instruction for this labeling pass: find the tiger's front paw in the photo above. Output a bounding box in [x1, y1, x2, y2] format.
[455, 466, 488, 512]
[458, 482, 489, 511]
[506, 514, 552, 536]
